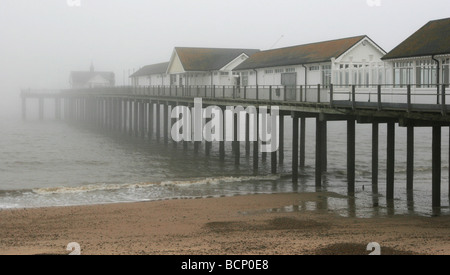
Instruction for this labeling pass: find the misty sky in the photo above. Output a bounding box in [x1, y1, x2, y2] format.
[0, 0, 449, 117]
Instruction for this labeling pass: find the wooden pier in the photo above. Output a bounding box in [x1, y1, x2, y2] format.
[21, 84, 450, 212]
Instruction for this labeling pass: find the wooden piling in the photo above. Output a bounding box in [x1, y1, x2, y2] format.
[292, 114, 299, 183]
[39, 97, 44, 121]
[55, 98, 61, 120]
[279, 114, 284, 164]
[148, 101, 154, 139]
[300, 117, 306, 168]
[156, 102, 161, 142]
[372, 122, 379, 193]
[315, 117, 323, 188]
[129, 100, 133, 136]
[347, 118, 356, 195]
[322, 120, 327, 171]
[21, 97, 26, 120]
[432, 126, 441, 208]
[205, 116, 212, 156]
[234, 112, 240, 165]
[253, 109, 259, 173]
[407, 126, 414, 191]
[387, 122, 395, 201]
[164, 102, 169, 144]
[245, 114, 250, 156]
[271, 150, 277, 174]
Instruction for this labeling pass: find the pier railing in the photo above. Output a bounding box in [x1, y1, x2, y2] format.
[52, 83, 450, 113]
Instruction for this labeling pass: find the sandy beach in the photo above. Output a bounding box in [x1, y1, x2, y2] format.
[0, 192, 449, 255]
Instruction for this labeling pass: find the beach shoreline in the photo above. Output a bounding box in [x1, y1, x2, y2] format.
[0, 192, 449, 255]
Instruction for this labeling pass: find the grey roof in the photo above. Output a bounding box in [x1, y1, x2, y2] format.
[382, 17, 450, 60]
[234, 36, 369, 70]
[130, 62, 170, 77]
[175, 47, 260, 71]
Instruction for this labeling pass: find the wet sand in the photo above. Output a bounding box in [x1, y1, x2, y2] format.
[0, 193, 449, 255]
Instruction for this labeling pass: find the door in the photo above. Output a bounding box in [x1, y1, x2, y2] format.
[281, 73, 297, 101]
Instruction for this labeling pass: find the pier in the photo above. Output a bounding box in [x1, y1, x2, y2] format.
[21, 84, 450, 212]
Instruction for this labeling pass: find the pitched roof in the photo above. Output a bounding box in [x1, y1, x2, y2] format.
[234, 35, 368, 70]
[174, 47, 260, 71]
[382, 17, 450, 60]
[130, 62, 170, 77]
[70, 71, 115, 85]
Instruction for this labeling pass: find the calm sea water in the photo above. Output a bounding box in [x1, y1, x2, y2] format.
[1, 104, 449, 217]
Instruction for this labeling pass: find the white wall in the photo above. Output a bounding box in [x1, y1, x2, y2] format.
[237, 63, 328, 87]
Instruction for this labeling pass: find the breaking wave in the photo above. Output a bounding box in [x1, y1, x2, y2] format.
[32, 175, 280, 195]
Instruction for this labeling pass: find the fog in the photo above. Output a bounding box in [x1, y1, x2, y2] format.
[0, 0, 449, 118]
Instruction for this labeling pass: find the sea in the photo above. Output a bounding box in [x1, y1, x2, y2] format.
[0, 100, 449, 217]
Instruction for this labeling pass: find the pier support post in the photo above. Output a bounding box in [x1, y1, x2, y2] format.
[234, 112, 240, 165]
[171, 105, 178, 148]
[119, 99, 123, 131]
[134, 100, 139, 137]
[128, 100, 133, 136]
[271, 151, 277, 174]
[219, 107, 225, 160]
[123, 99, 128, 133]
[156, 102, 161, 142]
[322, 120, 327, 171]
[164, 102, 169, 144]
[279, 114, 284, 164]
[64, 97, 69, 122]
[300, 117, 306, 168]
[113, 99, 117, 131]
[387, 122, 395, 201]
[292, 114, 299, 183]
[143, 101, 148, 137]
[140, 101, 145, 138]
[22, 97, 26, 120]
[55, 97, 61, 120]
[245, 114, 250, 156]
[432, 126, 441, 209]
[347, 118, 356, 195]
[407, 126, 414, 192]
[372, 122, 379, 193]
[205, 116, 212, 156]
[148, 101, 154, 139]
[39, 97, 44, 121]
[315, 117, 323, 188]
[253, 109, 259, 173]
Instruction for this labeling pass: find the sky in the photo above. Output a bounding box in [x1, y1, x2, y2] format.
[0, 0, 449, 117]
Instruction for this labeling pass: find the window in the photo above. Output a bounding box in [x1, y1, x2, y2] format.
[265, 69, 274, 74]
[285, 68, 295, 73]
[241, 72, 249, 86]
[416, 60, 436, 88]
[170, 75, 177, 85]
[394, 61, 413, 87]
[309, 66, 319, 71]
[275, 68, 284, 73]
[220, 72, 229, 76]
[322, 65, 331, 87]
[443, 58, 449, 88]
